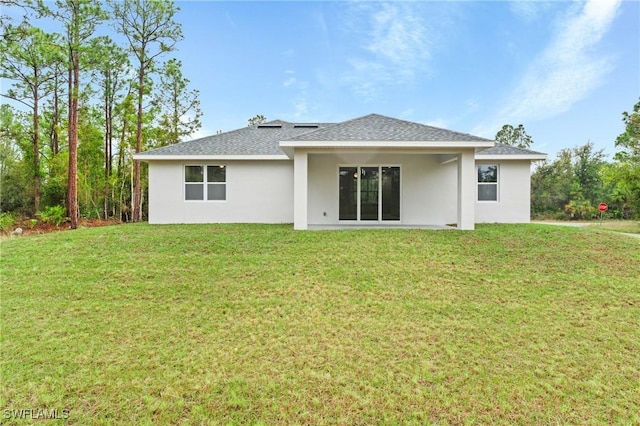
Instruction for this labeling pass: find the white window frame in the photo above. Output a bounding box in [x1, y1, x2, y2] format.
[184, 164, 226, 202]
[477, 164, 499, 202]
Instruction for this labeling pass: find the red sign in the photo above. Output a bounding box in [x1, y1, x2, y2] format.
[598, 203, 608, 212]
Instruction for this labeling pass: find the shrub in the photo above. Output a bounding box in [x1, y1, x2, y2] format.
[564, 199, 597, 220]
[0, 212, 17, 231]
[36, 205, 68, 226]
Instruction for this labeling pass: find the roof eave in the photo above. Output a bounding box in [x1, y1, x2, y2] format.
[133, 154, 290, 161]
[475, 154, 548, 161]
[279, 141, 497, 159]
[279, 140, 495, 159]
[280, 140, 495, 148]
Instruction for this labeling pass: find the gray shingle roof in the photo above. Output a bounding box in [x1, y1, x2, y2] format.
[289, 114, 493, 142]
[476, 142, 546, 156]
[138, 121, 332, 156]
[138, 114, 543, 158]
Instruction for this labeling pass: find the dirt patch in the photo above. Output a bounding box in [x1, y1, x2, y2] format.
[6, 218, 122, 237]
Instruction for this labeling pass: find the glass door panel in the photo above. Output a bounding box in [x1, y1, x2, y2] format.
[360, 167, 379, 220]
[382, 166, 400, 220]
[339, 167, 358, 220]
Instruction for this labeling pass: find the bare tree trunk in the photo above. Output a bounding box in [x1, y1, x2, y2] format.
[130, 146, 134, 220]
[132, 66, 144, 222]
[67, 49, 79, 229]
[104, 71, 111, 220]
[51, 71, 60, 156]
[66, 65, 72, 217]
[32, 79, 41, 214]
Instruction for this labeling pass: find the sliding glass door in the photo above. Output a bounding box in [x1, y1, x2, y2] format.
[382, 166, 400, 220]
[339, 167, 357, 220]
[339, 166, 400, 222]
[360, 167, 379, 220]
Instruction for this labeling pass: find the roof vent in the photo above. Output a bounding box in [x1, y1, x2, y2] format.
[294, 124, 318, 129]
[257, 124, 282, 128]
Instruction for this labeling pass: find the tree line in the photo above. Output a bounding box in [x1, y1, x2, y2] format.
[1, 0, 202, 228]
[498, 99, 640, 220]
[1, 2, 638, 227]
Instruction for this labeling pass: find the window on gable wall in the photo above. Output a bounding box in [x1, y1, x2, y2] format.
[477, 165, 498, 202]
[185, 165, 226, 201]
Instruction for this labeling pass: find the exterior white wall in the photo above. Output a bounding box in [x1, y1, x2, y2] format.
[147, 160, 293, 224]
[475, 160, 532, 223]
[307, 153, 458, 226]
[146, 156, 534, 226]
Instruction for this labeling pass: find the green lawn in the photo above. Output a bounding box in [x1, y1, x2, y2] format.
[1, 224, 639, 424]
[590, 220, 640, 235]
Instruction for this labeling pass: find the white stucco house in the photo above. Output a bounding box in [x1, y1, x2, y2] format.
[134, 114, 546, 230]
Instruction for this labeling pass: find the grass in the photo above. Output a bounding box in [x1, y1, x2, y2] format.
[1, 223, 639, 425]
[589, 220, 640, 235]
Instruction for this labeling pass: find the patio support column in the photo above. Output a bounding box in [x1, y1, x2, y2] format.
[457, 149, 475, 230]
[293, 149, 308, 230]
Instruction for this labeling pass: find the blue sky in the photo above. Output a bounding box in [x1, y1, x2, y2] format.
[2, 1, 638, 159]
[171, 0, 639, 158]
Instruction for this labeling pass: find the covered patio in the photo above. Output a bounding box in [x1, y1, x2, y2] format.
[281, 147, 487, 231]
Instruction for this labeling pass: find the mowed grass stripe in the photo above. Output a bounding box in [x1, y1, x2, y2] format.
[1, 224, 639, 424]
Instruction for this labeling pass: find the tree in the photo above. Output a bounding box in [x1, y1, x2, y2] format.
[571, 142, 606, 206]
[111, 0, 183, 222]
[248, 114, 267, 126]
[531, 149, 574, 217]
[0, 104, 31, 212]
[608, 98, 640, 218]
[76, 103, 105, 218]
[601, 161, 637, 219]
[155, 58, 202, 146]
[49, 0, 106, 228]
[43, 59, 67, 157]
[91, 36, 129, 218]
[0, 1, 32, 40]
[114, 89, 138, 221]
[530, 143, 607, 220]
[0, 23, 61, 213]
[615, 98, 640, 162]
[495, 124, 533, 149]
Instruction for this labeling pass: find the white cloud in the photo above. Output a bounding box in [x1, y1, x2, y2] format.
[293, 98, 308, 118]
[283, 77, 297, 87]
[366, 3, 430, 65]
[509, 1, 557, 22]
[280, 69, 310, 120]
[341, 2, 442, 100]
[479, 0, 621, 136]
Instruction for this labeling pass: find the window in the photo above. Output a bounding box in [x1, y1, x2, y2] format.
[477, 165, 498, 201]
[185, 165, 226, 201]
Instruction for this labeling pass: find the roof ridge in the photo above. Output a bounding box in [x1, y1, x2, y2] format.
[253, 119, 291, 127]
[284, 113, 493, 142]
[346, 113, 495, 141]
